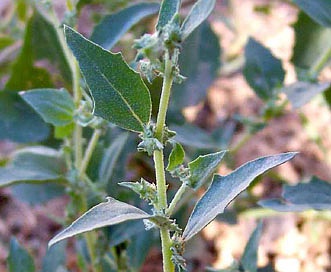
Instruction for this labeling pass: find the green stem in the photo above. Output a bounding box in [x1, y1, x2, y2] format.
[166, 183, 188, 216]
[79, 129, 102, 178]
[308, 44, 331, 79]
[153, 53, 175, 272]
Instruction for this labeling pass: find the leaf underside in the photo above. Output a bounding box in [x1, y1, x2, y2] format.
[182, 152, 297, 241]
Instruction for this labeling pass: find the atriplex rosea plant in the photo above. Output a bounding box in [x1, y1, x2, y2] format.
[34, 0, 298, 271]
[0, 0, 308, 271]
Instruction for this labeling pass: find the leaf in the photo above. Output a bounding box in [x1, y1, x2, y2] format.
[5, 11, 71, 90]
[181, 0, 216, 41]
[182, 152, 297, 241]
[282, 81, 330, 108]
[91, 3, 160, 49]
[259, 177, 331, 212]
[156, 0, 181, 30]
[48, 197, 152, 247]
[7, 238, 35, 272]
[188, 150, 226, 190]
[0, 36, 14, 51]
[0, 91, 50, 143]
[293, 0, 331, 27]
[167, 142, 185, 171]
[0, 146, 66, 188]
[20, 88, 75, 126]
[98, 133, 129, 185]
[172, 21, 221, 108]
[11, 183, 65, 206]
[241, 222, 263, 272]
[291, 12, 331, 79]
[42, 241, 66, 272]
[65, 26, 151, 132]
[243, 38, 285, 101]
[171, 124, 219, 149]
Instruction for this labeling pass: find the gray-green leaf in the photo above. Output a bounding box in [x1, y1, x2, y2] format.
[7, 238, 35, 272]
[291, 12, 331, 79]
[259, 177, 331, 212]
[188, 150, 226, 190]
[282, 81, 330, 108]
[182, 152, 297, 241]
[181, 0, 216, 41]
[20, 88, 74, 126]
[156, 0, 181, 30]
[167, 142, 185, 171]
[293, 0, 331, 27]
[243, 38, 285, 101]
[91, 3, 160, 49]
[42, 241, 66, 272]
[172, 21, 221, 108]
[0, 146, 66, 188]
[65, 26, 151, 132]
[49, 197, 152, 247]
[241, 222, 263, 272]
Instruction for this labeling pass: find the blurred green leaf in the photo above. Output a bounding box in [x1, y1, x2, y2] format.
[241, 222, 263, 272]
[181, 0, 216, 40]
[259, 177, 331, 212]
[0, 36, 14, 51]
[243, 38, 285, 101]
[91, 3, 159, 50]
[0, 91, 50, 142]
[167, 142, 185, 171]
[49, 197, 152, 247]
[7, 238, 35, 272]
[291, 12, 331, 79]
[11, 183, 65, 206]
[0, 146, 66, 187]
[156, 0, 181, 30]
[6, 11, 71, 90]
[98, 133, 129, 185]
[188, 150, 226, 190]
[21, 88, 75, 126]
[293, 0, 331, 27]
[183, 152, 297, 241]
[172, 21, 220, 108]
[42, 241, 66, 272]
[282, 81, 330, 108]
[65, 26, 151, 132]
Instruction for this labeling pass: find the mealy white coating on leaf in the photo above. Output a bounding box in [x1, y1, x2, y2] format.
[49, 197, 152, 247]
[182, 152, 297, 241]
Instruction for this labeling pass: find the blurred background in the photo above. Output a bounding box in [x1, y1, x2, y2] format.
[0, 0, 331, 271]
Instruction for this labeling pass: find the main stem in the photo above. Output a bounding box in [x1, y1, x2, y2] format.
[153, 53, 175, 272]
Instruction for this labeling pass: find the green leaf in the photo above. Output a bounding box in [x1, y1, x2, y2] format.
[65, 26, 151, 132]
[42, 241, 66, 272]
[49, 197, 152, 247]
[181, 0, 216, 41]
[188, 150, 226, 190]
[7, 238, 35, 272]
[91, 3, 159, 49]
[167, 142, 185, 171]
[0, 146, 66, 188]
[11, 183, 65, 206]
[0, 91, 50, 143]
[259, 177, 331, 212]
[182, 152, 297, 241]
[293, 0, 331, 27]
[291, 12, 331, 79]
[20, 88, 75, 126]
[0, 36, 14, 51]
[282, 82, 330, 108]
[243, 38, 285, 101]
[172, 21, 221, 108]
[98, 133, 129, 185]
[6, 11, 71, 90]
[156, 0, 181, 30]
[241, 222, 263, 272]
